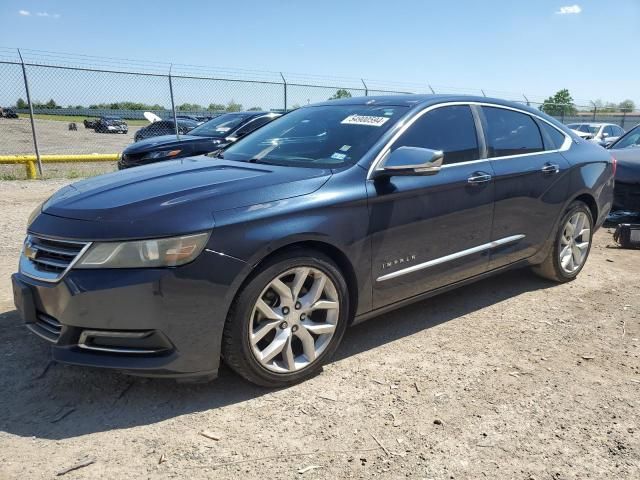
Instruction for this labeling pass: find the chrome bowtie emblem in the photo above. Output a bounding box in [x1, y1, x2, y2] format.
[24, 241, 38, 260]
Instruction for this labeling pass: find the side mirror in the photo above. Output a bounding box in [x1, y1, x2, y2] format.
[372, 146, 444, 179]
[602, 132, 609, 138]
[224, 136, 238, 143]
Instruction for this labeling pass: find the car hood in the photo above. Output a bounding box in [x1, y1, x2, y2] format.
[34, 157, 331, 240]
[612, 147, 640, 184]
[124, 134, 219, 153]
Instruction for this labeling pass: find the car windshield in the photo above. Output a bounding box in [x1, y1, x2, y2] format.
[611, 125, 640, 149]
[569, 124, 599, 134]
[188, 114, 250, 137]
[222, 104, 409, 168]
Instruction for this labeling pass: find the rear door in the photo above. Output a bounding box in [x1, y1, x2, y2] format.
[481, 105, 571, 269]
[368, 104, 496, 309]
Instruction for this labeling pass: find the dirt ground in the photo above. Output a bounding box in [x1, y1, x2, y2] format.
[0, 117, 142, 156]
[0, 180, 638, 480]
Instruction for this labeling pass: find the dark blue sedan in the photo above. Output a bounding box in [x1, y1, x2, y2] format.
[13, 95, 614, 386]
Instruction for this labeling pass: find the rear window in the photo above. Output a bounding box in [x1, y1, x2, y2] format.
[482, 107, 543, 157]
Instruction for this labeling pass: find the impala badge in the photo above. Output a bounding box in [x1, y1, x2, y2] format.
[381, 254, 416, 270]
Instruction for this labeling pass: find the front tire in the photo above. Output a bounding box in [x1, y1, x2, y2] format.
[532, 201, 593, 282]
[222, 249, 349, 387]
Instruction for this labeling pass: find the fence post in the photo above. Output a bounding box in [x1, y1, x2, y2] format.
[361, 78, 368, 96]
[591, 101, 597, 121]
[561, 104, 565, 123]
[168, 64, 179, 139]
[280, 73, 287, 111]
[17, 49, 42, 178]
[621, 111, 626, 128]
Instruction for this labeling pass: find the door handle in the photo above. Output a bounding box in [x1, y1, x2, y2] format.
[541, 163, 560, 174]
[467, 172, 492, 185]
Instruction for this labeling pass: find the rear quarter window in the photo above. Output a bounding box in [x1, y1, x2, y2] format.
[537, 120, 567, 150]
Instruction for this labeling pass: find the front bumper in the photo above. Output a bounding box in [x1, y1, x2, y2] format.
[12, 249, 247, 378]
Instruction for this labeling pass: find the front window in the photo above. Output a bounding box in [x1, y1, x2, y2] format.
[188, 114, 251, 137]
[222, 105, 408, 168]
[390, 105, 479, 164]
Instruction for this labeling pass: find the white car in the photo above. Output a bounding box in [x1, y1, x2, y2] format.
[568, 122, 625, 146]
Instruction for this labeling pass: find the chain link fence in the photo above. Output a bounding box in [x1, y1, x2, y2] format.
[1, 48, 638, 179]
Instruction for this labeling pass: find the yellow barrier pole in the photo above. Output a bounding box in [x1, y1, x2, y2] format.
[0, 154, 120, 180]
[25, 160, 37, 180]
[0, 154, 120, 162]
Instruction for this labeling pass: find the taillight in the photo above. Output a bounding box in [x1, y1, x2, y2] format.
[611, 155, 617, 176]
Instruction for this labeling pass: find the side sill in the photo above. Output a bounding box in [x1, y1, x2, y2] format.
[352, 259, 530, 325]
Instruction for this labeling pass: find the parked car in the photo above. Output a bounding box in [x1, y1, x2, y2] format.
[1, 107, 19, 118]
[83, 117, 99, 129]
[119, 112, 280, 169]
[133, 119, 199, 142]
[175, 115, 207, 124]
[608, 124, 640, 211]
[568, 122, 624, 146]
[94, 115, 128, 134]
[12, 95, 614, 386]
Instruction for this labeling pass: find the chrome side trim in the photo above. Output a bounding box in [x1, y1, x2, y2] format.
[78, 330, 165, 355]
[366, 101, 572, 179]
[376, 234, 525, 282]
[26, 322, 58, 343]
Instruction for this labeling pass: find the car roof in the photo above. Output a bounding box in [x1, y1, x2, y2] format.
[308, 94, 553, 116]
[569, 122, 620, 127]
[221, 111, 278, 117]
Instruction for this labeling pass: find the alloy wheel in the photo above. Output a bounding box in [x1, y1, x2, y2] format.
[559, 211, 591, 274]
[249, 267, 340, 373]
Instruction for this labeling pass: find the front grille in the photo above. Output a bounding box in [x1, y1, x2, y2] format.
[27, 312, 62, 343]
[20, 234, 90, 282]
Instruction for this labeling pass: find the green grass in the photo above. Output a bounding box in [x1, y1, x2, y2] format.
[30, 113, 148, 126]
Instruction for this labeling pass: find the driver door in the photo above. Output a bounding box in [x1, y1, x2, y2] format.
[367, 105, 495, 309]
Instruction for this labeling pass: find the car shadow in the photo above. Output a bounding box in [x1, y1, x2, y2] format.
[0, 268, 553, 440]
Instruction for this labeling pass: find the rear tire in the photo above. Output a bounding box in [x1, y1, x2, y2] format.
[532, 201, 593, 282]
[222, 249, 349, 387]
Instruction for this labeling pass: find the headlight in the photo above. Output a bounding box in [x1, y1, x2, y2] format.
[75, 232, 210, 269]
[142, 149, 182, 160]
[27, 200, 45, 227]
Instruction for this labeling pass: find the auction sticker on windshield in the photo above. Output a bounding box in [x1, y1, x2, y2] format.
[341, 115, 390, 127]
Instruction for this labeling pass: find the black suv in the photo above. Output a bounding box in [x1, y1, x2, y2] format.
[94, 115, 128, 134]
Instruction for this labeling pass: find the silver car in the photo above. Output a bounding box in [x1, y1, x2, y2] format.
[568, 122, 625, 146]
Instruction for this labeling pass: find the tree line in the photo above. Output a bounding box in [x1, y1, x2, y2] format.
[540, 89, 636, 116]
[13, 98, 261, 112]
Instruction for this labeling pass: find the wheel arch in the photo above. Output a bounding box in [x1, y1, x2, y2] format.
[572, 192, 598, 223]
[229, 238, 360, 325]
